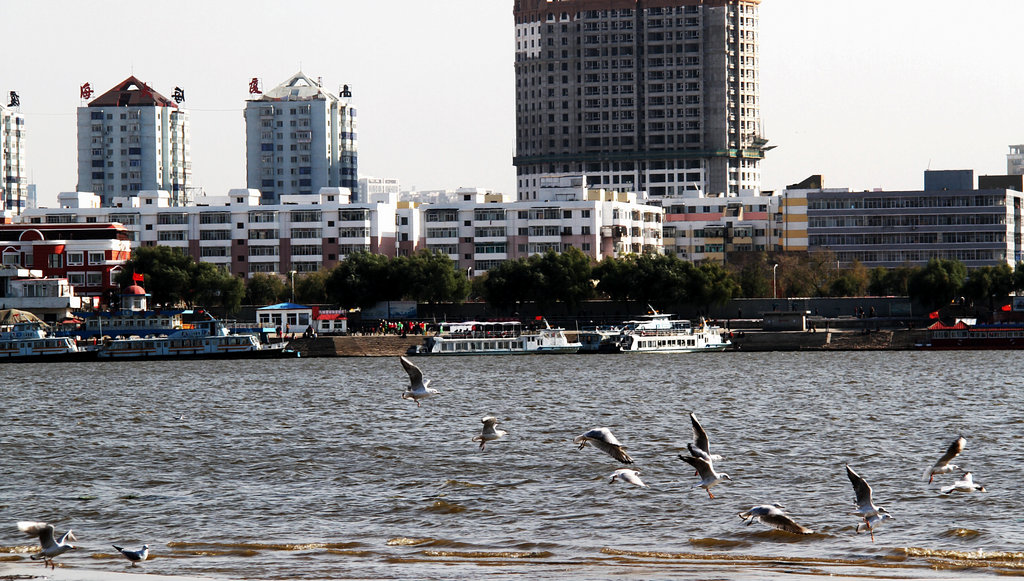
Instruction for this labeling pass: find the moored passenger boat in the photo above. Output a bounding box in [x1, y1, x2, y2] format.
[0, 322, 92, 363]
[604, 312, 732, 354]
[406, 320, 582, 355]
[920, 320, 1024, 349]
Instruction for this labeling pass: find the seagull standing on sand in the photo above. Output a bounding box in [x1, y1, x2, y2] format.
[845, 465, 893, 542]
[17, 521, 77, 569]
[738, 504, 814, 534]
[472, 416, 507, 450]
[678, 454, 731, 499]
[113, 544, 149, 566]
[574, 428, 634, 464]
[941, 472, 986, 494]
[610, 468, 647, 487]
[925, 435, 966, 483]
[399, 356, 439, 407]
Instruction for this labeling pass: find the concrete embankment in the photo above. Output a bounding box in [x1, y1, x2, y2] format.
[285, 335, 423, 357]
[731, 329, 927, 351]
[284, 329, 929, 357]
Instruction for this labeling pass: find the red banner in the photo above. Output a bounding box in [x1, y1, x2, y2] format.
[132, 272, 144, 283]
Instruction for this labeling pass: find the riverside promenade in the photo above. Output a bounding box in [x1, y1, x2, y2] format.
[284, 328, 930, 357]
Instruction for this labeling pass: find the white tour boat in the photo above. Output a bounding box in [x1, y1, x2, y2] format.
[0, 322, 88, 362]
[407, 320, 582, 355]
[610, 313, 732, 354]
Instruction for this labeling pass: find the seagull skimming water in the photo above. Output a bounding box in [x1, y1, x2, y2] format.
[399, 356, 438, 407]
[17, 521, 77, 569]
[925, 435, 966, 483]
[738, 504, 814, 534]
[574, 428, 633, 464]
[609, 468, 647, 487]
[472, 416, 507, 450]
[941, 472, 986, 494]
[845, 464, 892, 542]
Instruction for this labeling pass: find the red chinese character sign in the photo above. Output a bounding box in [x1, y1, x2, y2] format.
[248, 77, 261, 95]
[80, 83, 93, 100]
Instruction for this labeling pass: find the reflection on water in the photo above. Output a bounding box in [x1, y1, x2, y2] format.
[1, 352, 1022, 579]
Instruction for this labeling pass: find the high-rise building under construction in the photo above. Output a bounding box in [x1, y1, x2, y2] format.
[513, 0, 768, 201]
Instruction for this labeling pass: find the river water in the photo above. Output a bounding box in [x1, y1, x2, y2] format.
[1, 352, 1022, 580]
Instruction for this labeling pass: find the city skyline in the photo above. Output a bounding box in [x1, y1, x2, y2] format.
[3, 0, 1024, 208]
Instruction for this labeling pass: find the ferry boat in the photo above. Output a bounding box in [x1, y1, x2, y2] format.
[0, 322, 91, 363]
[920, 320, 1024, 349]
[406, 320, 582, 355]
[602, 313, 732, 354]
[97, 316, 296, 360]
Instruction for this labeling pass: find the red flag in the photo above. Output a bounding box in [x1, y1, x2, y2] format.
[928, 310, 940, 319]
[132, 272, 144, 283]
[1001, 304, 1012, 312]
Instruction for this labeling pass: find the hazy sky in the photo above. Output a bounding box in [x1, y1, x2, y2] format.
[3, 0, 1023, 208]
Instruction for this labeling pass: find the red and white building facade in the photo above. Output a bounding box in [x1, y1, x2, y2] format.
[0, 222, 132, 306]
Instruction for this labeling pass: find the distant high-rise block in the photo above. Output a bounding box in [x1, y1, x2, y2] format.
[1, 103, 28, 214]
[244, 72, 358, 204]
[76, 76, 191, 206]
[513, 0, 767, 201]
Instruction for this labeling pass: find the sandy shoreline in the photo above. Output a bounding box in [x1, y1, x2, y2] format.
[0, 563, 224, 581]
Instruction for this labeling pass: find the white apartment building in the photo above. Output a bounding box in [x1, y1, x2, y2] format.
[412, 176, 664, 275]
[76, 76, 191, 207]
[20, 187, 397, 278]
[513, 0, 768, 201]
[244, 72, 358, 204]
[1, 103, 27, 214]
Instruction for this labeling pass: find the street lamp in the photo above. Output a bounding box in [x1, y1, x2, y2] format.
[289, 270, 296, 303]
[772, 263, 779, 299]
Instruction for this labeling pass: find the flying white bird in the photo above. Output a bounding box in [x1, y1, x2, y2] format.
[574, 427, 633, 464]
[846, 465, 892, 542]
[941, 472, 987, 494]
[17, 521, 77, 569]
[925, 435, 966, 483]
[399, 356, 439, 407]
[738, 504, 814, 534]
[472, 416, 507, 450]
[678, 454, 732, 499]
[688, 412, 723, 464]
[609, 468, 647, 487]
[113, 544, 149, 566]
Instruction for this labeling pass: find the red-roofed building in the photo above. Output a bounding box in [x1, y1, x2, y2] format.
[76, 76, 191, 207]
[0, 223, 131, 307]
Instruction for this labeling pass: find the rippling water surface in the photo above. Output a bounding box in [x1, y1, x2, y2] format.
[1, 352, 1022, 579]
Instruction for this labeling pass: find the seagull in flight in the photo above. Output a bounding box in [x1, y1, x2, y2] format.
[113, 544, 149, 566]
[941, 472, 986, 494]
[925, 435, 966, 483]
[17, 521, 77, 569]
[678, 454, 731, 499]
[399, 356, 438, 407]
[738, 504, 814, 534]
[574, 428, 633, 464]
[609, 468, 647, 487]
[688, 412, 723, 464]
[472, 416, 507, 450]
[846, 465, 892, 542]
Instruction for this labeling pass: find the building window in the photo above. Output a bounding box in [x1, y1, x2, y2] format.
[88, 251, 105, 264]
[66, 252, 84, 266]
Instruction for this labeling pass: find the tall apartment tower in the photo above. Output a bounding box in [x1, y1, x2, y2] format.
[513, 0, 767, 201]
[1, 102, 28, 214]
[244, 72, 358, 204]
[76, 76, 191, 207]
